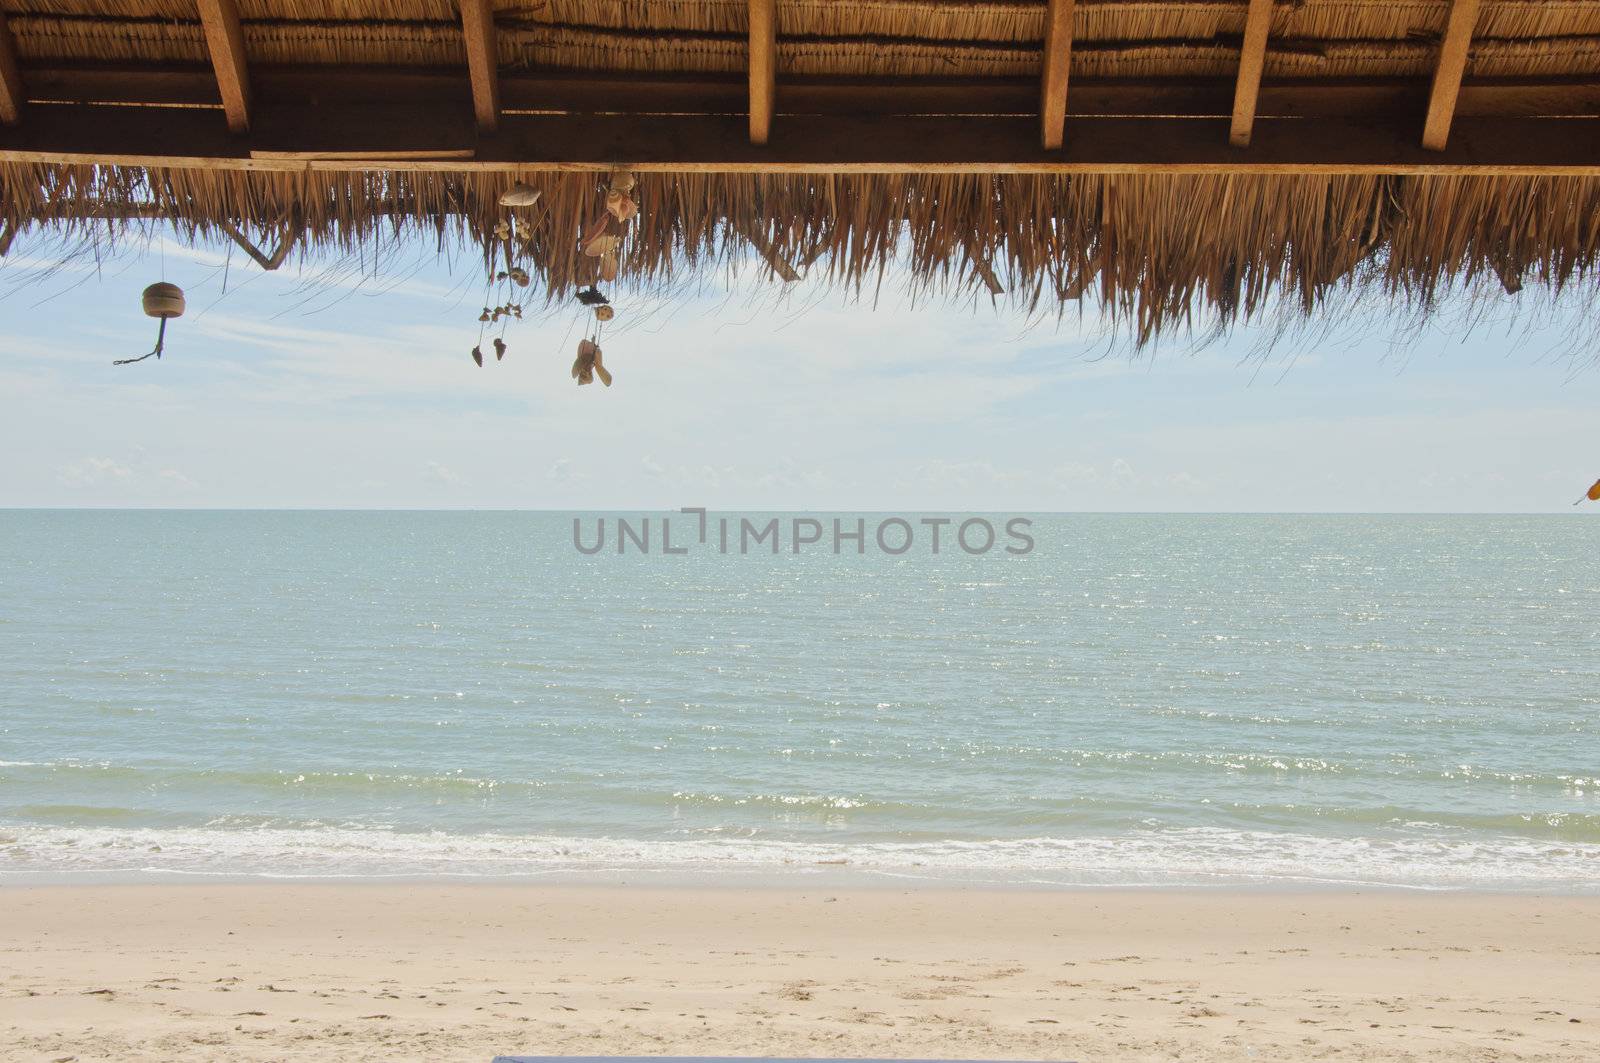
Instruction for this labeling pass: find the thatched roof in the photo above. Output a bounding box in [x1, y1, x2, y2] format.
[7, 1, 1600, 77]
[4, 1, 1600, 341]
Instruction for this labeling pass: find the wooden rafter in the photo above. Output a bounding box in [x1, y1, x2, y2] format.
[748, 0, 777, 145]
[218, 218, 302, 271]
[962, 237, 1005, 295]
[7, 107, 1600, 176]
[196, 0, 251, 133]
[0, 10, 23, 126]
[1040, 0, 1076, 149]
[1229, 0, 1274, 148]
[460, 0, 500, 134]
[1423, 0, 1483, 151]
[742, 223, 800, 281]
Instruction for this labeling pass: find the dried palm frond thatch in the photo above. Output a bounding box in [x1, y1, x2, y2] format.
[7, 163, 1600, 346]
[8, 0, 1600, 78]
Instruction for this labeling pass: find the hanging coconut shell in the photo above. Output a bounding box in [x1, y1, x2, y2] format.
[609, 170, 636, 193]
[598, 250, 619, 282]
[499, 182, 542, 208]
[595, 305, 615, 322]
[142, 282, 186, 320]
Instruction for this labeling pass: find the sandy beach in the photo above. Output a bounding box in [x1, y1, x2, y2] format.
[1, 885, 1595, 1063]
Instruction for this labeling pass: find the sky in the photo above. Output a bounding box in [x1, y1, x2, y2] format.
[1, 229, 1597, 512]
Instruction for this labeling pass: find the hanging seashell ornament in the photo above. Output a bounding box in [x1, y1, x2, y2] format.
[595, 305, 615, 322]
[494, 338, 507, 361]
[499, 182, 542, 208]
[605, 188, 638, 223]
[582, 211, 617, 257]
[599, 250, 619, 282]
[471, 345, 484, 367]
[114, 282, 185, 365]
[508, 267, 529, 287]
[609, 170, 636, 194]
[586, 234, 620, 258]
[572, 338, 611, 386]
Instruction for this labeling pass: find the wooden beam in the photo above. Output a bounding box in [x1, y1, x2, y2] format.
[962, 237, 1005, 295]
[19, 66, 1600, 122]
[218, 218, 301, 270]
[8, 105, 1600, 176]
[195, 0, 250, 133]
[748, 0, 777, 145]
[1423, 0, 1483, 150]
[1229, 0, 1274, 147]
[0, 11, 23, 125]
[1040, 0, 1076, 149]
[742, 224, 800, 281]
[460, 0, 500, 134]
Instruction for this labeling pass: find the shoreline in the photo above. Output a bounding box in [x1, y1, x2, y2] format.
[4, 869, 1596, 895]
[3, 884, 1596, 1062]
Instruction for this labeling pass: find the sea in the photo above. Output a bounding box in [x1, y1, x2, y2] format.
[1, 510, 1597, 890]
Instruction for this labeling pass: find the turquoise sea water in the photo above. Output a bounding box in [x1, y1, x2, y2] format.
[1, 510, 1597, 889]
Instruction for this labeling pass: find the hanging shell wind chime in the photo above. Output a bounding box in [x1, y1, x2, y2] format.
[470, 181, 545, 367]
[570, 170, 638, 388]
[113, 282, 185, 365]
[1574, 478, 1600, 505]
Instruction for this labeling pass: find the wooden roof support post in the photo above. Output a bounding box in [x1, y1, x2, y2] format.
[1423, 0, 1482, 150]
[1040, 0, 1075, 149]
[196, 0, 251, 133]
[748, 0, 776, 145]
[0, 11, 25, 126]
[461, 0, 500, 134]
[1229, 0, 1273, 147]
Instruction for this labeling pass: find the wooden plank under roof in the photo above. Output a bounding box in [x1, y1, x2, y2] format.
[6, 106, 1600, 176]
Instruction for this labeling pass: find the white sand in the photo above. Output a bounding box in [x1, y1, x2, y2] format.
[2, 884, 1596, 1062]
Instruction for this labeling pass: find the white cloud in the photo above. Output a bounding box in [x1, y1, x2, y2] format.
[421, 461, 462, 486]
[59, 456, 133, 486]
